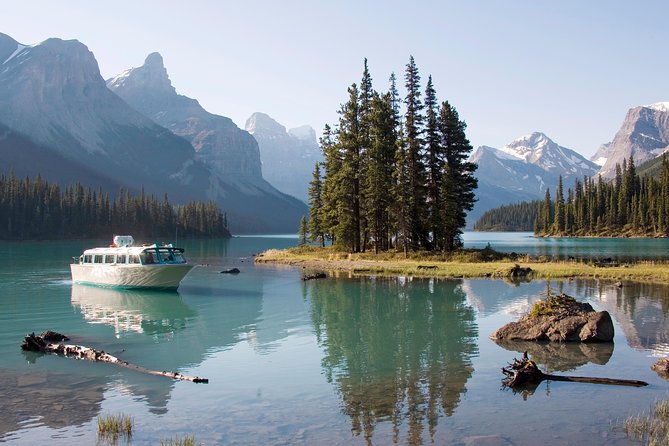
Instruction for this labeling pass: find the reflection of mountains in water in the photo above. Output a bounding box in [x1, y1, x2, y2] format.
[573, 280, 669, 355]
[462, 279, 549, 317]
[0, 369, 106, 441]
[71, 285, 196, 337]
[307, 276, 478, 445]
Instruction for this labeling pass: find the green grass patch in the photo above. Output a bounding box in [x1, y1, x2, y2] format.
[97, 413, 133, 443]
[256, 247, 669, 284]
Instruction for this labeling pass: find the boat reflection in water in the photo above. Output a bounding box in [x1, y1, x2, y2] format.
[70, 284, 196, 338]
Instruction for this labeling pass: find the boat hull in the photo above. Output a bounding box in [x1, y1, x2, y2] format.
[70, 263, 194, 290]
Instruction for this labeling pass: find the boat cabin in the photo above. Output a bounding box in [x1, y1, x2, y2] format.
[76, 245, 187, 266]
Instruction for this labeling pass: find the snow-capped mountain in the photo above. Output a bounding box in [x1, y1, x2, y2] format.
[245, 112, 321, 202]
[592, 102, 669, 178]
[107, 53, 307, 232]
[468, 132, 599, 227]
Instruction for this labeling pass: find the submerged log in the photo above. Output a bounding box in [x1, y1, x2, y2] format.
[21, 332, 208, 384]
[502, 352, 647, 390]
[302, 272, 327, 281]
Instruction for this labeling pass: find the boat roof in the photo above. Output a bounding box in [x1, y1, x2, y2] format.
[82, 244, 183, 256]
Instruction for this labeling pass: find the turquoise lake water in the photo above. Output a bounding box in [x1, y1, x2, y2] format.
[1, 234, 668, 445]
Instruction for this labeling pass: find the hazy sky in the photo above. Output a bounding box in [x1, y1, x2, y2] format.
[2, 1, 667, 157]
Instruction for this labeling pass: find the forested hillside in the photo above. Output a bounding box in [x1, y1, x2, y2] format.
[0, 173, 230, 240]
[473, 201, 542, 231]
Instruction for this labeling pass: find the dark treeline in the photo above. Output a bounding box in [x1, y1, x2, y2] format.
[307, 57, 477, 254]
[474, 200, 542, 232]
[536, 155, 669, 236]
[0, 172, 230, 240]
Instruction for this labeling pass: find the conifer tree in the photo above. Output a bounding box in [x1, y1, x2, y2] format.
[423, 75, 443, 249]
[438, 101, 478, 250]
[308, 163, 326, 247]
[298, 216, 309, 246]
[364, 92, 397, 252]
[403, 56, 427, 249]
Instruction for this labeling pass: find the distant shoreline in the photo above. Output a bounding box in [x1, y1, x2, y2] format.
[255, 246, 669, 284]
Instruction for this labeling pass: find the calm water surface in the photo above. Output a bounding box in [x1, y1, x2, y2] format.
[0, 233, 668, 445]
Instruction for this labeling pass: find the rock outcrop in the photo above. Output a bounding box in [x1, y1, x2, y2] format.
[491, 293, 614, 342]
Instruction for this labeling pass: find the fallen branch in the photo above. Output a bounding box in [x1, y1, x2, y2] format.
[21, 331, 208, 384]
[502, 352, 647, 389]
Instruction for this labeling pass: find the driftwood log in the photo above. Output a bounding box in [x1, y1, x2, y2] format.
[502, 352, 647, 390]
[22, 331, 208, 384]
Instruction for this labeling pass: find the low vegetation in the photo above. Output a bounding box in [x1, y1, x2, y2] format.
[256, 246, 669, 284]
[623, 398, 669, 445]
[97, 413, 133, 443]
[160, 434, 198, 446]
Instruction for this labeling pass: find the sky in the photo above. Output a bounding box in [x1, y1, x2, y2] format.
[1, 0, 667, 158]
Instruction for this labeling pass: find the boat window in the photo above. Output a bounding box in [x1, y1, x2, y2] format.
[84, 255, 92, 264]
[129, 255, 139, 264]
[142, 251, 157, 264]
[94, 255, 103, 264]
[159, 249, 175, 263]
[117, 254, 127, 264]
[105, 255, 115, 264]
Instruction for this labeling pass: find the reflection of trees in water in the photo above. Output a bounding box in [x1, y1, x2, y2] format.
[308, 277, 478, 445]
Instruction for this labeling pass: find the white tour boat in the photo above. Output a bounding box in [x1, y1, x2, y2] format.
[70, 235, 194, 290]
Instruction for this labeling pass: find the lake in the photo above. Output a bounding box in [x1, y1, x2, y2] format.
[1, 233, 668, 445]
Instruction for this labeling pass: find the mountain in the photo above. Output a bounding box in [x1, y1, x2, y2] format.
[592, 102, 669, 178]
[245, 112, 321, 203]
[0, 33, 206, 203]
[107, 53, 307, 232]
[469, 132, 599, 227]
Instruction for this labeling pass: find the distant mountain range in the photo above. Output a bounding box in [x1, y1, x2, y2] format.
[0, 32, 307, 233]
[468, 132, 599, 226]
[245, 112, 321, 203]
[470, 102, 669, 227]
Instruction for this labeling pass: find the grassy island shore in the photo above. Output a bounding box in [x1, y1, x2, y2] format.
[255, 246, 669, 284]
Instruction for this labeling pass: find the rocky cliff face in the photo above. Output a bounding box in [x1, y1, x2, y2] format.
[107, 53, 263, 180]
[0, 33, 201, 201]
[107, 52, 307, 232]
[245, 112, 321, 202]
[593, 103, 669, 178]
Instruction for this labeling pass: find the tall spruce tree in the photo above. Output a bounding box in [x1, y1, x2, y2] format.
[335, 84, 362, 251]
[403, 56, 427, 249]
[423, 75, 444, 249]
[438, 101, 478, 250]
[364, 92, 397, 253]
[308, 162, 326, 247]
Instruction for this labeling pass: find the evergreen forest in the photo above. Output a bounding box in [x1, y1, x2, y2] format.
[473, 200, 542, 232]
[0, 172, 230, 240]
[307, 57, 478, 253]
[535, 155, 669, 236]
